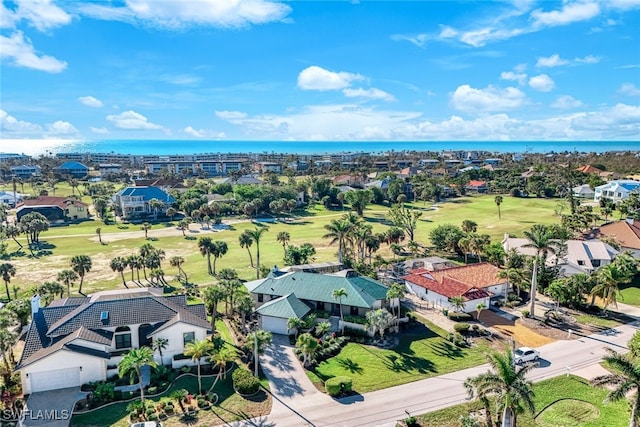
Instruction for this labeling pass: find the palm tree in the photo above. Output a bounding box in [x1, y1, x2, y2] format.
[332, 288, 348, 327]
[315, 321, 331, 338]
[198, 237, 215, 275]
[141, 222, 152, 239]
[296, 332, 319, 368]
[211, 347, 236, 383]
[0, 263, 16, 301]
[234, 289, 254, 329]
[171, 388, 188, 413]
[476, 303, 486, 323]
[592, 348, 640, 427]
[169, 256, 188, 283]
[591, 263, 632, 311]
[152, 337, 169, 365]
[118, 347, 157, 404]
[459, 236, 472, 264]
[184, 339, 213, 394]
[386, 283, 405, 324]
[57, 269, 78, 298]
[323, 219, 352, 263]
[218, 268, 242, 315]
[464, 374, 494, 427]
[166, 207, 177, 222]
[277, 231, 290, 256]
[148, 198, 164, 220]
[366, 308, 395, 339]
[96, 227, 103, 244]
[239, 230, 255, 268]
[110, 256, 128, 288]
[449, 295, 466, 313]
[247, 329, 272, 376]
[211, 241, 228, 275]
[127, 254, 143, 283]
[522, 225, 561, 318]
[495, 195, 504, 219]
[246, 227, 268, 280]
[287, 317, 306, 339]
[203, 283, 225, 336]
[70, 255, 92, 295]
[465, 349, 535, 427]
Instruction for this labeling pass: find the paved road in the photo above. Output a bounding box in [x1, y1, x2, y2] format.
[249, 321, 639, 427]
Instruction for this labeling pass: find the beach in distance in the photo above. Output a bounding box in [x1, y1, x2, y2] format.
[3, 139, 639, 156]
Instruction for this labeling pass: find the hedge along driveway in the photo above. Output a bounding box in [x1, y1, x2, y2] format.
[312, 319, 492, 393]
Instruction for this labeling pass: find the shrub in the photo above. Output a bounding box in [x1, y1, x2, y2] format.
[471, 324, 480, 332]
[148, 413, 159, 421]
[325, 376, 353, 397]
[405, 415, 418, 426]
[232, 367, 260, 395]
[448, 312, 473, 321]
[147, 386, 158, 394]
[522, 310, 530, 318]
[453, 323, 470, 333]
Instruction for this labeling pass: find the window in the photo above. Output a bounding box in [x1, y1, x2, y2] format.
[350, 306, 358, 315]
[183, 332, 195, 346]
[115, 333, 131, 349]
[577, 260, 585, 266]
[257, 294, 263, 303]
[316, 301, 324, 311]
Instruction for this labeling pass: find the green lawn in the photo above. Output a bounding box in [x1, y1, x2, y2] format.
[312, 318, 492, 393]
[411, 375, 629, 427]
[4, 195, 562, 300]
[619, 275, 640, 306]
[575, 314, 622, 329]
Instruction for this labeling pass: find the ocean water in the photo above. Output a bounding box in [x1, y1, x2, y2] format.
[3, 139, 639, 156]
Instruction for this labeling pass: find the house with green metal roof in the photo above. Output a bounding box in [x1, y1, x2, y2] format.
[245, 270, 395, 334]
[255, 293, 311, 335]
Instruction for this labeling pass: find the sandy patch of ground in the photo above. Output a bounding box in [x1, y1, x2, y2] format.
[493, 322, 556, 348]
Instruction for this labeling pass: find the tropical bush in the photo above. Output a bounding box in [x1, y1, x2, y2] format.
[453, 322, 470, 333]
[232, 367, 260, 395]
[448, 312, 473, 321]
[325, 376, 353, 396]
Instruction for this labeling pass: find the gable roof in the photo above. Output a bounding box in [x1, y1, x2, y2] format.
[115, 186, 176, 203]
[255, 293, 311, 319]
[592, 220, 640, 250]
[467, 180, 487, 187]
[58, 161, 88, 170]
[17, 289, 208, 369]
[247, 271, 389, 309]
[576, 165, 604, 174]
[17, 196, 88, 209]
[403, 271, 492, 300]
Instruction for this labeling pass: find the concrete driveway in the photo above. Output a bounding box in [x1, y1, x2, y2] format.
[22, 387, 86, 427]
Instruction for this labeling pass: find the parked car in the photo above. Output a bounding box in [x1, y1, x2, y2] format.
[514, 347, 540, 365]
[130, 422, 162, 427]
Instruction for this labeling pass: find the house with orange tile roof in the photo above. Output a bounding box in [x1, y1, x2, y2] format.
[402, 263, 508, 312]
[576, 165, 604, 175]
[465, 180, 488, 193]
[591, 219, 640, 258]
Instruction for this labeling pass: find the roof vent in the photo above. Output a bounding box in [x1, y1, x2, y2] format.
[100, 311, 109, 324]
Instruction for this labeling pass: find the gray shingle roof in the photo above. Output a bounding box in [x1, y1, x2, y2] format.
[255, 293, 311, 319]
[17, 290, 209, 369]
[248, 271, 389, 309]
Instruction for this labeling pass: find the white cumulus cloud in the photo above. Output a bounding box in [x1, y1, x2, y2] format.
[297, 66, 364, 91]
[78, 96, 103, 108]
[46, 120, 78, 135]
[500, 71, 528, 85]
[106, 110, 164, 130]
[0, 31, 67, 73]
[531, 2, 600, 27]
[184, 126, 226, 138]
[618, 83, 640, 96]
[450, 84, 527, 114]
[342, 87, 395, 102]
[536, 54, 569, 68]
[529, 74, 555, 92]
[14, 0, 72, 32]
[0, 109, 42, 134]
[79, 0, 291, 29]
[575, 55, 600, 64]
[551, 95, 585, 109]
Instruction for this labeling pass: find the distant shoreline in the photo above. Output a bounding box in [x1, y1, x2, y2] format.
[2, 139, 639, 157]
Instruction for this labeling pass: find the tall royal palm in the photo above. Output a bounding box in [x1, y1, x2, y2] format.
[198, 237, 215, 275]
[323, 219, 352, 263]
[593, 348, 640, 427]
[70, 255, 92, 296]
[239, 230, 255, 268]
[465, 349, 535, 427]
[276, 231, 290, 256]
[57, 269, 78, 298]
[522, 225, 560, 318]
[0, 263, 16, 301]
[185, 339, 213, 394]
[169, 256, 187, 283]
[591, 263, 632, 311]
[332, 288, 348, 326]
[210, 241, 228, 275]
[110, 256, 128, 288]
[246, 227, 268, 279]
[118, 347, 157, 404]
[203, 283, 225, 336]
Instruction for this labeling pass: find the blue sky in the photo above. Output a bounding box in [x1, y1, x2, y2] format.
[1, 0, 639, 146]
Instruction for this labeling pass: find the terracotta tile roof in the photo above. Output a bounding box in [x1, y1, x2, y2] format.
[593, 220, 640, 250]
[18, 196, 87, 209]
[467, 180, 487, 187]
[576, 165, 604, 174]
[403, 263, 504, 300]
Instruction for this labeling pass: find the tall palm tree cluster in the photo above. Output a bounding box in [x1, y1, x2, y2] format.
[110, 243, 167, 289]
[322, 212, 404, 266]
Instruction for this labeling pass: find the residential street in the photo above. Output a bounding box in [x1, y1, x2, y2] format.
[249, 321, 639, 427]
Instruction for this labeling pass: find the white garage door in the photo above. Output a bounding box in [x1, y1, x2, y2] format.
[30, 367, 81, 393]
[261, 316, 289, 335]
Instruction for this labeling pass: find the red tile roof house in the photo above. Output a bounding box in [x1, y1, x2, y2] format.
[402, 263, 508, 313]
[465, 180, 488, 193]
[590, 219, 640, 258]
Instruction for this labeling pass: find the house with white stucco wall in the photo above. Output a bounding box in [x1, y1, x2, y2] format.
[16, 288, 210, 394]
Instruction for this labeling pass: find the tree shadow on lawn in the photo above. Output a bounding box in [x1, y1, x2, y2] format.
[426, 341, 466, 359]
[336, 357, 364, 374]
[364, 216, 393, 226]
[384, 353, 436, 375]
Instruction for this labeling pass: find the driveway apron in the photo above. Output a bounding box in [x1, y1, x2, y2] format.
[22, 387, 86, 427]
